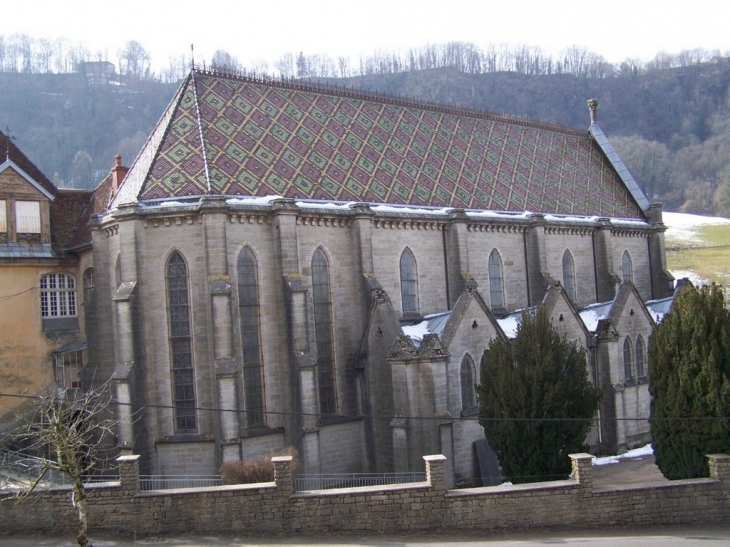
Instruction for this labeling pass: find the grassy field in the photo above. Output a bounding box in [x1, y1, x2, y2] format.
[665, 223, 730, 287]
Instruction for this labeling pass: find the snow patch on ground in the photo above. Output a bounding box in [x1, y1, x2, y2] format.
[669, 269, 711, 288]
[593, 444, 654, 466]
[664, 211, 730, 244]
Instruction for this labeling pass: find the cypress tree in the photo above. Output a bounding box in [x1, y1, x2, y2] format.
[649, 284, 730, 479]
[477, 307, 600, 483]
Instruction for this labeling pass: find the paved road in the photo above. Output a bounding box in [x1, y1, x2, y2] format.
[2, 526, 729, 546]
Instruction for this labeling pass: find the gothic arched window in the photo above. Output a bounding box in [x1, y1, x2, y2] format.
[313, 249, 337, 415]
[460, 354, 476, 410]
[238, 248, 265, 427]
[623, 336, 633, 383]
[562, 249, 576, 301]
[167, 252, 196, 432]
[622, 251, 633, 283]
[635, 335, 646, 378]
[399, 247, 418, 316]
[488, 249, 505, 310]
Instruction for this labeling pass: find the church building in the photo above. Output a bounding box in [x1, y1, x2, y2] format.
[81, 69, 674, 482]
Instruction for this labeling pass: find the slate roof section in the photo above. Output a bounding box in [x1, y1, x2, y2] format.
[67, 174, 114, 250]
[589, 123, 650, 211]
[113, 70, 647, 219]
[0, 131, 57, 198]
[50, 189, 92, 255]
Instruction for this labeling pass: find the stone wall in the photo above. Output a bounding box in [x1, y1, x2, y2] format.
[1, 453, 728, 538]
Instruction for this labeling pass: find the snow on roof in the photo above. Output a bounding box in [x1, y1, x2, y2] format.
[227, 195, 282, 205]
[579, 301, 613, 332]
[496, 315, 521, 339]
[645, 295, 674, 324]
[401, 311, 451, 347]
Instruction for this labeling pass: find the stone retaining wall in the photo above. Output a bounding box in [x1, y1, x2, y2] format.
[1, 453, 728, 537]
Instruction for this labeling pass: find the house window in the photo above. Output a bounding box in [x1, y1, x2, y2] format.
[40, 273, 77, 317]
[166, 252, 197, 432]
[399, 247, 418, 316]
[562, 249, 576, 301]
[635, 336, 646, 377]
[16, 200, 40, 232]
[16, 200, 41, 244]
[54, 347, 85, 390]
[622, 251, 633, 283]
[312, 248, 337, 416]
[488, 249, 505, 310]
[623, 336, 634, 383]
[0, 200, 6, 243]
[461, 354, 477, 410]
[83, 268, 94, 301]
[238, 247, 265, 427]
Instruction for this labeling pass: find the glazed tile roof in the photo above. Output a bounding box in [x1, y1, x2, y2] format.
[112, 70, 647, 219]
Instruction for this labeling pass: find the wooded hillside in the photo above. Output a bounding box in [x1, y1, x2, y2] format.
[1, 35, 729, 216]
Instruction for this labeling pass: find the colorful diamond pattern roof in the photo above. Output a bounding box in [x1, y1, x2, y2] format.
[116, 71, 645, 218]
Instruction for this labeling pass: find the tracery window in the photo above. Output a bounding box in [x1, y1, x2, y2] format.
[623, 336, 634, 382]
[635, 336, 646, 378]
[40, 273, 77, 317]
[460, 354, 477, 410]
[166, 252, 196, 432]
[312, 248, 337, 415]
[488, 249, 505, 310]
[399, 247, 418, 316]
[622, 251, 633, 283]
[238, 248, 265, 427]
[562, 249, 576, 301]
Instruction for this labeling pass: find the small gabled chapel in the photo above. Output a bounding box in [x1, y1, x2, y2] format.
[79, 69, 674, 482]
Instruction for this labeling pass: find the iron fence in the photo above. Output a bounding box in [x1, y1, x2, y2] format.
[139, 475, 222, 491]
[294, 472, 426, 492]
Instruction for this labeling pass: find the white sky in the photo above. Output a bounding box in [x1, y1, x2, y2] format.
[2, 0, 729, 73]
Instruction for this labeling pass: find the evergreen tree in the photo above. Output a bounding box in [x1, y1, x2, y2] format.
[649, 284, 730, 480]
[478, 307, 600, 483]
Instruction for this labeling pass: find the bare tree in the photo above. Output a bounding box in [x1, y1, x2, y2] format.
[3, 385, 118, 547]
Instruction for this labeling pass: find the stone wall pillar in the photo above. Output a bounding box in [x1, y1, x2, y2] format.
[424, 454, 447, 492]
[116, 454, 140, 496]
[444, 209, 470, 308]
[569, 453, 594, 491]
[707, 454, 730, 482]
[272, 455, 294, 497]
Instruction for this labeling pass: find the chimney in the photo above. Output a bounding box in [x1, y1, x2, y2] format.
[111, 155, 129, 194]
[587, 99, 598, 124]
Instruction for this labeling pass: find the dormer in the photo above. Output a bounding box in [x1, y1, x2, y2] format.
[0, 147, 56, 258]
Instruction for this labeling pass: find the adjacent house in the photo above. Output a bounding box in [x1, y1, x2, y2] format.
[0, 132, 92, 428]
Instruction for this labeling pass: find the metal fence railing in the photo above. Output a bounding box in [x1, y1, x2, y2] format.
[294, 472, 427, 492]
[139, 475, 222, 491]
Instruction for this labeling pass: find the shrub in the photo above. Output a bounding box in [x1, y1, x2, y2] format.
[649, 283, 730, 479]
[219, 446, 299, 485]
[478, 307, 600, 483]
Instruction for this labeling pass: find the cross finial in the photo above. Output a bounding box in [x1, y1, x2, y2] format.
[191, 44, 195, 70]
[4, 126, 16, 162]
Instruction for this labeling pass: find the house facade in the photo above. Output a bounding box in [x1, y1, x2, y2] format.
[45, 70, 673, 482]
[0, 132, 92, 428]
